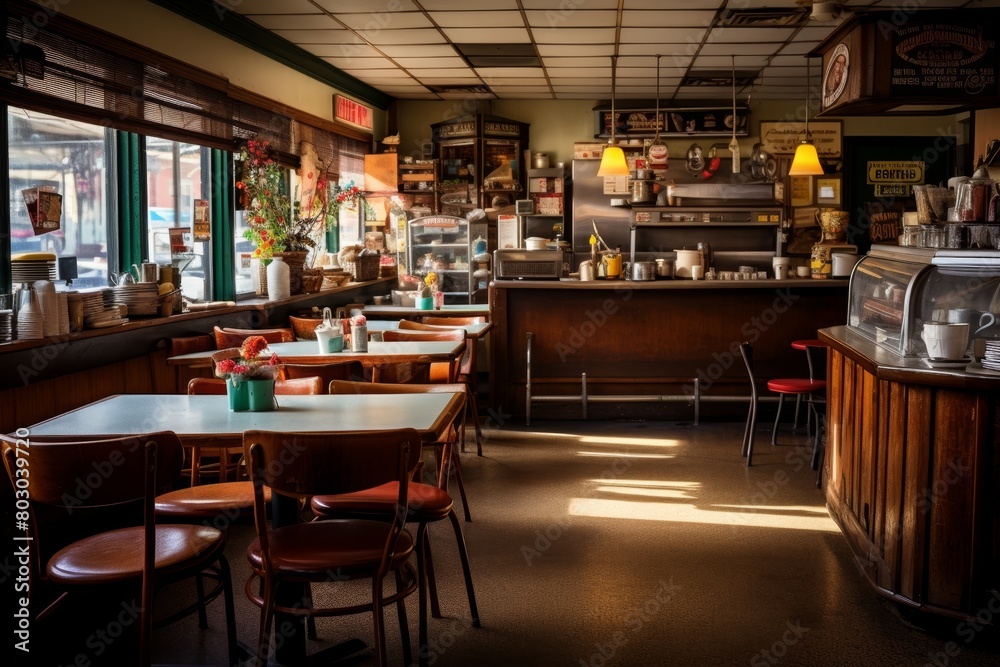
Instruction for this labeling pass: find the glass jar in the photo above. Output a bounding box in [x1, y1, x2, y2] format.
[921, 224, 944, 248]
[945, 223, 964, 249]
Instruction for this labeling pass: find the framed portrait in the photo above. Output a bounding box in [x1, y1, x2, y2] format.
[789, 176, 814, 207]
[816, 176, 842, 206]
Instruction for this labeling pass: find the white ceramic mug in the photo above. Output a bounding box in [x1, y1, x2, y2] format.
[691, 265, 704, 281]
[921, 322, 970, 359]
[796, 266, 810, 278]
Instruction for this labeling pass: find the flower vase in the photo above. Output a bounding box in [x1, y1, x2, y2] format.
[226, 379, 249, 412]
[277, 250, 309, 295]
[266, 256, 290, 301]
[247, 379, 277, 411]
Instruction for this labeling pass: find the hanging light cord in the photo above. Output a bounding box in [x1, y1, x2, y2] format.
[609, 55, 617, 145]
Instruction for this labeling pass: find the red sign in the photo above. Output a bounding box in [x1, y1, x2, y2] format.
[334, 95, 373, 133]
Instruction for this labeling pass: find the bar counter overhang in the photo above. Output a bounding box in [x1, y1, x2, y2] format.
[489, 277, 848, 421]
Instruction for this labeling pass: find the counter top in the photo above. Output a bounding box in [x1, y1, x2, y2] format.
[818, 325, 1000, 389]
[493, 278, 849, 290]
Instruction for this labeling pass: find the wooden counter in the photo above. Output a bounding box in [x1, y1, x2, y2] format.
[489, 278, 848, 420]
[818, 325, 1000, 622]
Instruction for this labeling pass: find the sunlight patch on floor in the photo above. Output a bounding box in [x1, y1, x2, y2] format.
[576, 435, 684, 448]
[593, 486, 698, 500]
[577, 451, 674, 459]
[590, 479, 701, 489]
[568, 497, 839, 532]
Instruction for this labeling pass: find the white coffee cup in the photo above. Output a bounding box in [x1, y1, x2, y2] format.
[921, 322, 970, 359]
[775, 264, 789, 280]
[691, 265, 704, 281]
[796, 266, 810, 278]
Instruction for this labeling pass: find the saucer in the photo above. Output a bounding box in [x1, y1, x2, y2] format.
[921, 355, 973, 368]
[965, 361, 1000, 377]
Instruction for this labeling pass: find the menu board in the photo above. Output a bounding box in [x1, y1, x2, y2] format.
[889, 19, 998, 98]
[595, 107, 749, 138]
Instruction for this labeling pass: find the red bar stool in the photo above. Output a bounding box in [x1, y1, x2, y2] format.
[739, 342, 827, 467]
[791, 339, 827, 432]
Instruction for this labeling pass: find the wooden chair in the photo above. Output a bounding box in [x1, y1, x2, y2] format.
[1, 432, 238, 667]
[379, 329, 466, 384]
[213, 326, 294, 350]
[420, 316, 487, 326]
[243, 429, 422, 667]
[319, 381, 481, 660]
[390, 324, 484, 455]
[278, 360, 366, 391]
[184, 377, 323, 484]
[738, 342, 825, 468]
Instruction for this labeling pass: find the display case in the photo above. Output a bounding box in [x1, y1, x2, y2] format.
[407, 214, 489, 304]
[398, 160, 438, 214]
[432, 114, 529, 216]
[847, 245, 1000, 356]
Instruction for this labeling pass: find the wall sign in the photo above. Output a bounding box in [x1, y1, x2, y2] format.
[334, 95, 373, 133]
[759, 121, 842, 157]
[866, 161, 924, 185]
[890, 21, 997, 97]
[595, 107, 749, 138]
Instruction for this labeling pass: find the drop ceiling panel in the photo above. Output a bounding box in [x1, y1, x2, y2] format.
[532, 28, 618, 44]
[523, 10, 619, 28]
[378, 45, 461, 58]
[312, 0, 420, 10]
[536, 44, 615, 57]
[246, 15, 335, 30]
[474, 67, 547, 79]
[272, 30, 352, 44]
[699, 42, 784, 56]
[429, 11, 525, 27]
[226, 0, 317, 13]
[406, 69, 479, 79]
[392, 57, 470, 68]
[542, 57, 619, 68]
[707, 27, 798, 43]
[441, 28, 532, 43]
[363, 29, 448, 45]
[618, 43, 700, 57]
[692, 55, 771, 67]
[335, 13, 434, 30]
[621, 11, 719, 26]
[522, 0, 618, 7]
[419, 0, 519, 8]
[620, 28, 708, 42]
[306, 44, 382, 58]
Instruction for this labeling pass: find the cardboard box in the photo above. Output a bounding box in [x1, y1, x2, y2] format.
[574, 142, 606, 160]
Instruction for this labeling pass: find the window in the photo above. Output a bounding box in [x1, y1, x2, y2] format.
[8, 108, 110, 288]
[145, 139, 211, 302]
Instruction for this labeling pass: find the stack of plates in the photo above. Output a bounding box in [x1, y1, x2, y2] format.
[34, 280, 58, 338]
[16, 294, 43, 341]
[11, 252, 57, 283]
[80, 291, 106, 323]
[980, 339, 1000, 371]
[0, 310, 12, 343]
[85, 309, 128, 329]
[106, 283, 158, 317]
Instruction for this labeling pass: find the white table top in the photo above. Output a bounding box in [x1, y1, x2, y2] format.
[362, 304, 490, 320]
[364, 320, 492, 339]
[26, 393, 463, 445]
[168, 339, 465, 367]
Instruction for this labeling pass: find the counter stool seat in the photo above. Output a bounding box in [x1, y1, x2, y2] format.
[767, 378, 825, 393]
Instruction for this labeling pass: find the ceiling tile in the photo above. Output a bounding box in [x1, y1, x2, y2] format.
[335, 12, 434, 30]
[692, 55, 771, 68]
[524, 10, 619, 28]
[707, 27, 797, 43]
[429, 11, 525, 27]
[392, 57, 470, 68]
[542, 56, 618, 68]
[495, 92, 555, 98]
[325, 58, 398, 70]
[778, 42, 821, 55]
[618, 43, 700, 57]
[406, 69, 479, 79]
[618, 55, 691, 71]
[537, 44, 615, 56]
[245, 14, 335, 30]
[419, 0, 518, 9]
[546, 67, 611, 78]
[489, 86, 553, 92]
[307, 44, 382, 58]
[620, 28, 707, 42]
[378, 45, 461, 57]
[363, 29, 447, 45]
[475, 67, 547, 79]
[312, 0, 421, 10]
[522, 0, 618, 7]
[621, 11, 717, 27]
[796, 26, 842, 40]
[770, 55, 811, 67]
[441, 28, 532, 43]
[225, 0, 317, 13]
[622, 0, 726, 7]
[533, 28, 617, 44]
[699, 42, 784, 56]
[272, 29, 351, 43]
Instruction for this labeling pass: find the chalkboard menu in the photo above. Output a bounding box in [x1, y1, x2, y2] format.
[890, 20, 998, 98]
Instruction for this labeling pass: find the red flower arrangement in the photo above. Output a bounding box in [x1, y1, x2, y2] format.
[214, 335, 280, 382]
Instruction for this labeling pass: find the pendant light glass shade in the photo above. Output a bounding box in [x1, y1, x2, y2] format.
[597, 145, 628, 177]
[788, 56, 825, 177]
[597, 55, 630, 178]
[788, 141, 823, 176]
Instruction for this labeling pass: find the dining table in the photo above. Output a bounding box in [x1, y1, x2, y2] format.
[166, 339, 466, 370]
[365, 319, 493, 340]
[23, 391, 465, 664]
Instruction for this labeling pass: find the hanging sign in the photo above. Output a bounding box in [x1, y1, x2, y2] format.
[759, 121, 842, 157]
[334, 95, 373, 133]
[21, 186, 62, 235]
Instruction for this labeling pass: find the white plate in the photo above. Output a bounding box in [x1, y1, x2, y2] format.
[88, 318, 128, 329]
[966, 362, 1000, 377]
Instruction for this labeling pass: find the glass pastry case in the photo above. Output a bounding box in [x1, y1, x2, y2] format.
[848, 245, 1000, 356]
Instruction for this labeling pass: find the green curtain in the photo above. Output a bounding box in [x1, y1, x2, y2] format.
[211, 148, 235, 300]
[115, 132, 145, 268]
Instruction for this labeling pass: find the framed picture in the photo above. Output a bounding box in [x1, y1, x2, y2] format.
[759, 120, 843, 158]
[816, 176, 842, 206]
[789, 176, 814, 207]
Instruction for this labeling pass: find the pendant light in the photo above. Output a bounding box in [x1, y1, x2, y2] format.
[788, 57, 824, 176]
[597, 55, 629, 177]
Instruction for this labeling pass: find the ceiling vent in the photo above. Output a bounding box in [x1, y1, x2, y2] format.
[426, 84, 493, 95]
[453, 44, 541, 68]
[681, 70, 759, 87]
[719, 8, 809, 27]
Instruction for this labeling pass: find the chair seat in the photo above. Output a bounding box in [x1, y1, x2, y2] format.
[791, 339, 826, 351]
[246, 520, 414, 577]
[155, 482, 271, 519]
[767, 378, 826, 394]
[48, 525, 224, 585]
[311, 482, 453, 520]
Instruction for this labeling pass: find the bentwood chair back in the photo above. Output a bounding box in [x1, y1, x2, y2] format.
[243, 429, 422, 667]
[316, 383, 481, 659]
[380, 329, 466, 383]
[278, 360, 366, 390]
[1, 432, 238, 667]
[390, 323, 484, 455]
[213, 326, 294, 350]
[420, 316, 487, 326]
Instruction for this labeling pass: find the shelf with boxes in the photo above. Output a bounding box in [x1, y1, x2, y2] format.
[524, 166, 570, 243]
[398, 159, 438, 214]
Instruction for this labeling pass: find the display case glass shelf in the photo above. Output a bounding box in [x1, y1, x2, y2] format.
[407, 215, 489, 304]
[847, 245, 1000, 356]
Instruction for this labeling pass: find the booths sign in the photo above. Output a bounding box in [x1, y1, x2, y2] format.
[867, 161, 924, 184]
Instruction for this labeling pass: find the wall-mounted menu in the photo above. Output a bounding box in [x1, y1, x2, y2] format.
[889, 20, 997, 98]
[594, 107, 749, 138]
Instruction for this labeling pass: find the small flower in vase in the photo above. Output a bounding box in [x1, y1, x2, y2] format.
[214, 335, 280, 385]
